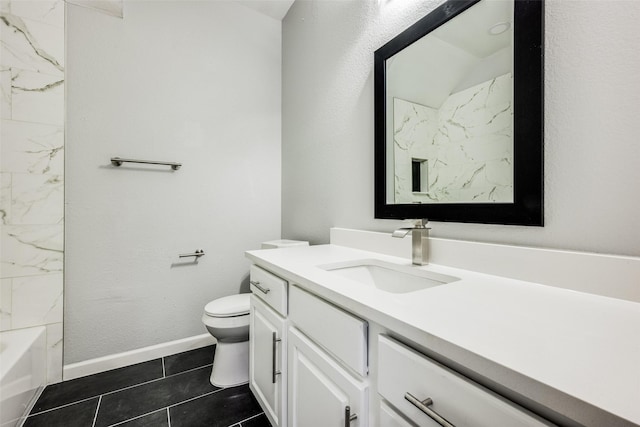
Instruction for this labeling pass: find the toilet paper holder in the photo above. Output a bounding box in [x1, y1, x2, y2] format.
[179, 249, 205, 259]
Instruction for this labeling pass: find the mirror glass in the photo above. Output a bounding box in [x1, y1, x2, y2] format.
[374, 0, 543, 225]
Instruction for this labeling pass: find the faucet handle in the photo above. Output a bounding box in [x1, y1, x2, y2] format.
[392, 219, 431, 238]
[392, 228, 412, 238]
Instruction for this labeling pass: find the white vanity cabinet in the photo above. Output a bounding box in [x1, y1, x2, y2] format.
[249, 266, 289, 427]
[288, 285, 369, 427]
[244, 237, 634, 427]
[248, 263, 556, 427]
[377, 335, 555, 427]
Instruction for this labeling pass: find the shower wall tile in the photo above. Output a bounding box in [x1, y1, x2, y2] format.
[0, 278, 12, 330]
[11, 273, 63, 328]
[66, 0, 123, 18]
[0, 119, 64, 175]
[1, 172, 10, 224]
[5, 0, 65, 28]
[0, 13, 64, 76]
[0, 67, 10, 119]
[0, 0, 65, 386]
[10, 173, 63, 224]
[0, 224, 63, 278]
[47, 321, 63, 383]
[10, 68, 64, 125]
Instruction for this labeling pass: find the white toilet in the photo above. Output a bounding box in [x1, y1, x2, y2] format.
[202, 293, 251, 387]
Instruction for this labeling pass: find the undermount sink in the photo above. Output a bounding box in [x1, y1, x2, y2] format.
[318, 259, 459, 294]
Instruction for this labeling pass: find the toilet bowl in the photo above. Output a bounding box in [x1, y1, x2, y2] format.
[202, 293, 251, 387]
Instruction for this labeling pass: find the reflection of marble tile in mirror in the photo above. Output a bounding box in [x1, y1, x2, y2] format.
[393, 73, 513, 204]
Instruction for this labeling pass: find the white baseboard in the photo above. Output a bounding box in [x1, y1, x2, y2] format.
[63, 334, 216, 381]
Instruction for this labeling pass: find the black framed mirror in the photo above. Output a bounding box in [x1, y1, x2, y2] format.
[374, 0, 543, 225]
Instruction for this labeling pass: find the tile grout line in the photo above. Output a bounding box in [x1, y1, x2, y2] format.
[153, 362, 213, 385]
[29, 381, 258, 427]
[232, 412, 265, 426]
[29, 363, 214, 417]
[105, 408, 165, 427]
[28, 394, 100, 417]
[166, 387, 225, 410]
[162, 357, 166, 378]
[104, 389, 224, 427]
[91, 395, 102, 427]
[28, 359, 166, 416]
[104, 362, 212, 393]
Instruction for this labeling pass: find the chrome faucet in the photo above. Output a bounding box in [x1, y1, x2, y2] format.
[392, 219, 431, 265]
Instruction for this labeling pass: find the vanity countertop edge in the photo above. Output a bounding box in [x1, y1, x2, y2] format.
[246, 244, 640, 427]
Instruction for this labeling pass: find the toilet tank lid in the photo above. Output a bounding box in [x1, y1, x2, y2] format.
[204, 294, 250, 317]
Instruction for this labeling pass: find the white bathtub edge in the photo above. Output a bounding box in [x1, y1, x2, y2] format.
[15, 385, 44, 427]
[0, 327, 46, 427]
[63, 333, 216, 381]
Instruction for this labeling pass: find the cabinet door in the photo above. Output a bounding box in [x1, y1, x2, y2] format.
[250, 296, 286, 427]
[288, 327, 368, 427]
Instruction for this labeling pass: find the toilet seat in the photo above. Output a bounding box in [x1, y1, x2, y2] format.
[201, 293, 251, 387]
[204, 294, 250, 318]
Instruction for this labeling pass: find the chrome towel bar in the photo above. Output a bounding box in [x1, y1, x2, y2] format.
[111, 157, 182, 170]
[179, 249, 205, 259]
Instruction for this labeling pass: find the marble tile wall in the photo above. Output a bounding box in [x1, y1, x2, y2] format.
[394, 73, 513, 204]
[0, 0, 65, 383]
[66, 0, 123, 18]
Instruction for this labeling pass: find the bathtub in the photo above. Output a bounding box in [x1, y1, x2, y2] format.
[0, 327, 46, 427]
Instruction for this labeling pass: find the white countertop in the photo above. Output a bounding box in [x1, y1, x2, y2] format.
[246, 244, 640, 427]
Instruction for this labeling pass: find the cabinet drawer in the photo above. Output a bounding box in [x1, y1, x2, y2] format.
[250, 265, 288, 316]
[289, 285, 368, 377]
[378, 335, 555, 427]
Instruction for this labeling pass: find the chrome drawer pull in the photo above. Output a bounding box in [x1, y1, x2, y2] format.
[272, 332, 281, 384]
[344, 405, 357, 427]
[405, 392, 455, 427]
[250, 280, 270, 294]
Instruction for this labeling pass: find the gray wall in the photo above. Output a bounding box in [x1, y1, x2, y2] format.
[282, 0, 640, 257]
[65, 1, 282, 363]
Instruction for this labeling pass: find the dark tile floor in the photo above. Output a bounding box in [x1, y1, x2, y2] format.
[24, 345, 272, 427]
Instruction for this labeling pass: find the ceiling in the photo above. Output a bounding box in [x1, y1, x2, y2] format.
[234, 0, 295, 21]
